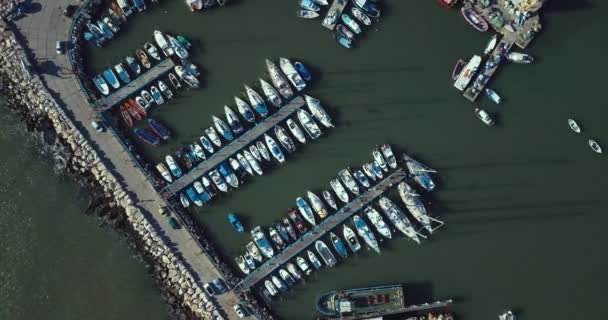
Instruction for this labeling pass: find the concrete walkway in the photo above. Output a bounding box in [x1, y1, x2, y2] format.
[12, 1, 248, 318]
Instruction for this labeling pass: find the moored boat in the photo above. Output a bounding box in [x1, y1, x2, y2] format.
[141, 90, 154, 105]
[179, 192, 189, 207]
[116, 0, 133, 16]
[378, 197, 421, 244]
[125, 103, 142, 121]
[296, 256, 312, 276]
[364, 206, 392, 239]
[322, 190, 338, 210]
[167, 34, 189, 60]
[343, 225, 361, 252]
[155, 163, 173, 183]
[568, 118, 581, 133]
[362, 163, 376, 181]
[114, 63, 130, 84]
[484, 34, 499, 55]
[147, 118, 171, 141]
[341, 14, 361, 34]
[134, 128, 160, 145]
[269, 227, 287, 251]
[507, 52, 534, 64]
[154, 30, 174, 56]
[353, 169, 371, 188]
[237, 153, 254, 176]
[256, 140, 271, 162]
[300, 0, 320, 12]
[136, 48, 151, 69]
[209, 169, 228, 192]
[372, 161, 384, 179]
[175, 66, 199, 88]
[202, 177, 217, 197]
[283, 218, 298, 241]
[251, 226, 274, 259]
[86, 21, 107, 43]
[264, 280, 278, 296]
[265, 134, 285, 164]
[286, 262, 302, 280]
[335, 33, 352, 49]
[316, 240, 337, 267]
[316, 284, 405, 318]
[304, 95, 333, 128]
[93, 75, 110, 95]
[150, 86, 165, 105]
[185, 187, 202, 206]
[308, 250, 322, 269]
[307, 191, 328, 219]
[475, 108, 494, 126]
[259, 78, 282, 108]
[294, 61, 312, 82]
[199, 135, 214, 154]
[218, 162, 239, 188]
[589, 139, 603, 154]
[275, 222, 291, 243]
[296, 197, 316, 225]
[249, 145, 262, 162]
[245, 85, 269, 117]
[97, 20, 114, 40]
[372, 148, 388, 172]
[158, 80, 173, 100]
[244, 252, 255, 270]
[351, 7, 371, 26]
[452, 59, 465, 80]
[165, 155, 183, 177]
[169, 73, 181, 89]
[330, 179, 349, 204]
[272, 275, 287, 293]
[190, 142, 206, 161]
[336, 24, 355, 41]
[274, 125, 296, 153]
[102, 68, 120, 89]
[266, 59, 294, 99]
[213, 115, 234, 141]
[297, 109, 322, 139]
[398, 181, 433, 233]
[297, 9, 320, 19]
[485, 88, 502, 104]
[461, 7, 488, 32]
[286, 119, 307, 144]
[380, 144, 398, 169]
[244, 150, 263, 176]
[224, 105, 244, 134]
[353, 215, 380, 253]
[339, 168, 360, 195]
[246, 241, 263, 262]
[402, 153, 436, 191]
[205, 127, 222, 147]
[126, 56, 141, 76]
[235, 256, 249, 275]
[330, 232, 348, 258]
[279, 57, 307, 91]
[235, 97, 256, 123]
[288, 209, 308, 235]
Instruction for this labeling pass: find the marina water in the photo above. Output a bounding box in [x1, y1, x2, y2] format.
[23, 0, 608, 319]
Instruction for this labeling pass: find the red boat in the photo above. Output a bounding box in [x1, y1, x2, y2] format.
[437, 0, 458, 8]
[125, 102, 142, 121]
[120, 105, 133, 127]
[461, 7, 489, 32]
[129, 98, 147, 117]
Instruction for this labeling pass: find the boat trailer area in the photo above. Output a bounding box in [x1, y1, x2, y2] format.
[162, 95, 306, 195]
[94, 58, 176, 111]
[234, 169, 408, 292]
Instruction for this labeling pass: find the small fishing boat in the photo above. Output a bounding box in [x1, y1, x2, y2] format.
[186, 187, 202, 207]
[307, 191, 328, 219]
[484, 34, 499, 55]
[244, 85, 269, 117]
[213, 116, 234, 141]
[296, 257, 312, 276]
[246, 241, 263, 262]
[380, 144, 397, 169]
[269, 227, 287, 251]
[298, 109, 322, 139]
[343, 225, 361, 253]
[175, 66, 199, 88]
[330, 179, 349, 204]
[147, 118, 171, 141]
[304, 95, 333, 128]
[93, 75, 110, 95]
[294, 61, 312, 82]
[205, 127, 222, 147]
[379, 197, 421, 244]
[244, 150, 263, 176]
[235, 256, 249, 275]
[297, 9, 320, 19]
[102, 68, 120, 89]
[336, 24, 355, 41]
[199, 135, 214, 154]
[288, 209, 308, 235]
[484, 88, 502, 104]
[249, 145, 262, 162]
[150, 86, 165, 105]
[251, 226, 274, 259]
[256, 140, 271, 162]
[154, 30, 174, 56]
[275, 222, 291, 242]
[283, 218, 298, 241]
[300, 0, 320, 12]
[244, 252, 255, 270]
[272, 275, 287, 292]
[209, 169, 228, 192]
[224, 106, 244, 134]
[353, 215, 380, 253]
[507, 52, 534, 64]
[134, 128, 160, 145]
[475, 108, 494, 126]
[353, 169, 371, 188]
[402, 154, 436, 191]
[125, 103, 142, 121]
[286, 263, 302, 281]
[339, 168, 360, 195]
[103, 17, 119, 33]
[237, 153, 254, 176]
[265, 134, 285, 163]
[126, 56, 141, 75]
[362, 163, 376, 181]
[364, 206, 391, 239]
[322, 190, 338, 210]
[351, 7, 371, 26]
[219, 163, 239, 188]
[141, 90, 154, 105]
[169, 73, 181, 89]
[499, 310, 515, 320]
[190, 143, 206, 161]
[165, 155, 183, 177]
[341, 14, 362, 34]
[235, 97, 256, 123]
[179, 192, 189, 207]
[264, 280, 278, 296]
[97, 20, 114, 40]
[372, 161, 384, 179]
[86, 22, 107, 43]
[315, 240, 337, 267]
[202, 177, 217, 197]
[274, 125, 296, 153]
[167, 34, 189, 60]
[296, 197, 316, 226]
[286, 119, 307, 144]
[279, 57, 307, 91]
[136, 48, 151, 69]
[589, 139, 603, 154]
[307, 250, 322, 269]
[373, 148, 388, 172]
[452, 59, 465, 80]
[265, 59, 294, 99]
[158, 80, 173, 100]
[155, 163, 173, 183]
[259, 78, 282, 108]
[461, 7, 488, 32]
[399, 181, 433, 233]
[568, 119, 581, 133]
[330, 232, 348, 258]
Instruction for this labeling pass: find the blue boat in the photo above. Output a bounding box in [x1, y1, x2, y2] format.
[133, 128, 160, 145]
[147, 118, 171, 141]
[334, 33, 352, 49]
[86, 22, 106, 43]
[228, 213, 245, 233]
[353, 0, 381, 18]
[218, 163, 239, 188]
[186, 187, 203, 207]
[244, 86, 269, 118]
[83, 32, 102, 48]
[132, 0, 146, 11]
[102, 68, 120, 89]
[300, 0, 320, 11]
[330, 232, 348, 258]
[114, 63, 130, 84]
[97, 20, 114, 40]
[126, 56, 141, 75]
[294, 61, 312, 82]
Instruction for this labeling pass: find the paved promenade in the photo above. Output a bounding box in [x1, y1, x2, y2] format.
[13, 1, 249, 318]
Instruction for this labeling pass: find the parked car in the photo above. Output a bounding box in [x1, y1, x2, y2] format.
[233, 304, 246, 318]
[203, 283, 215, 297]
[90, 120, 104, 133]
[55, 41, 64, 54]
[212, 278, 226, 293]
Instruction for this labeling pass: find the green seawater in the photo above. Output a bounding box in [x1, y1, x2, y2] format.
[0, 101, 168, 320]
[91, 0, 608, 319]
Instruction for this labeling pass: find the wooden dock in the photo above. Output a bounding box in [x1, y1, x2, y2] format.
[234, 169, 407, 292]
[95, 59, 176, 111]
[322, 0, 348, 30]
[463, 37, 514, 102]
[164, 96, 306, 195]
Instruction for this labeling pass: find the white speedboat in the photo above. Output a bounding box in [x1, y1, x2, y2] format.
[274, 125, 296, 153]
[485, 88, 502, 104]
[454, 55, 482, 91]
[589, 139, 602, 154]
[364, 206, 391, 239]
[272, 276, 285, 293]
[297, 109, 322, 139]
[251, 226, 274, 259]
[286, 119, 307, 144]
[279, 57, 306, 91]
[144, 42, 161, 60]
[190, 142, 206, 161]
[483, 34, 498, 55]
[322, 190, 338, 210]
[380, 144, 397, 169]
[235, 256, 249, 275]
[330, 179, 349, 204]
[315, 240, 337, 267]
[351, 6, 371, 26]
[245, 85, 269, 118]
[167, 34, 188, 60]
[209, 169, 228, 192]
[155, 163, 173, 183]
[235, 96, 256, 123]
[179, 192, 189, 208]
[353, 169, 371, 188]
[205, 127, 222, 147]
[398, 181, 433, 233]
[199, 135, 214, 154]
[307, 250, 323, 269]
[304, 95, 333, 128]
[475, 108, 495, 126]
[402, 153, 436, 192]
[378, 197, 421, 244]
[136, 96, 149, 111]
[165, 155, 182, 177]
[507, 52, 534, 64]
[343, 225, 361, 252]
[498, 310, 515, 320]
[372, 161, 384, 179]
[372, 148, 388, 172]
[243, 252, 255, 270]
[158, 80, 173, 100]
[353, 215, 380, 254]
[224, 105, 244, 134]
[213, 115, 234, 142]
[362, 163, 377, 181]
[296, 256, 312, 275]
[237, 153, 254, 176]
[256, 140, 271, 162]
[175, 66, 199, 88]
[249, 145, 262, 162]
[339, 168, 360, 195]
[244, 150, 263, 175]
[265, 134, 285, 163]
[264, 280, 278, 296]
[568, 118, 581, 133]
[307, 191, 329, 219]
[153, 30, 174, 56]
[286, 262, 302, 280]
[246, 241, 263, 262]
[296, 196, 316, 226]
[259, 78, 282, 108]
[266, 59, 294, 99]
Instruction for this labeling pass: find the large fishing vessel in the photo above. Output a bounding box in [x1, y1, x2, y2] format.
[316, 284, 405, 318]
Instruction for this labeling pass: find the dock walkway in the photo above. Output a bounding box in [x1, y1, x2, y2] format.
[322, 0, 348, 30]
[463, 37, 514, 102]
[235, 169, 407, 291]
[164, 95, 306, 195]
[95, 59, 176, 111]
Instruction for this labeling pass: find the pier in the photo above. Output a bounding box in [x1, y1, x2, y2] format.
[164, 95, 306, 195]
[95, 59, 176, 111]
[234, 169, 407, 291]
[463, 37, 514, 102]
[322, 0, 348, 30]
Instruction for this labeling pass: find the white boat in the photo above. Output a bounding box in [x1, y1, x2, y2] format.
[256, 140, 271, 162]
[259, 78, 282, 108]
[114, 63, 130, 84]
[372, 161, 384, 179]
[353, 169, 371, 188]
[307, 250, 322, 269]
[192, 183, 205, 206]
[296, 197, 316, 226]
[150, 86, 165, 105]
[297, 9, 320, 19]
[362, 163, 377, 181]
[245, 85, 269, 118]
[265, 134, 285, 163]
[279, 57, 306, 91]
[286, 119, 307, 144]
[485, 88, 502, 104]
[286, 263, 302, 280]
[341, 14, 361, 34]
[568, 118, 581, 133]
[249, 145, 262, 162]
[475, 108, 495, 126]
[153, 30, 174, 56]
[235, 256, 250, 275]
[330, 179, 349, 204]
[246, 241, 263, 262]
[199, 135, 214, 154]
[307, 191, 328, 219]
[339, 168, 360, 195]
[251, 226, 274, 259]
[315, 240, 337, 267]
[364, 206, 391, 239]
[378, 197, 421, 244]
[229, 157, 242, 174]
[312, 0, 329, 4]
[402, 154, 436, 192]
[190, 142, 206, 160]
[322, 190, 338, 210]
[296, 256, 312, 275]
[353, 215, 380, 254]
[589, 139, 602, 154]
[220, 163, 239, 189]
[186, 0, 203, 11]
[343, 225, 361, 252]
[498, 311, 515, 320]
[213, 115, 234, 142]
[453, 55, 482, 91]
[279, 269, 294, 287]
[483, 34, 498, 55]
[271, 276, 286, 292]
[351, 7, 371, 26]
[380, 144, 397, 169]
[265, 59, 293, 99]
[155, 163, 173, 183]
[202, 177, 216, 197]
[158, 80, 173, 99]
[224, 106, 244, 134]
[274, 125, 296, 153]
[179, 192, 189, 208]
[269, 227, 286, 251]
[235, 97, 256, 123]
[507, 52, 534, 64]
[175, 66, 199, 88]
[144, 42, 161, 60]
[165, 155, 182, 177]
[116, 0, 133, 16]
[141, 90, 154, 105]
[264, 280, 278, 296]
[205, 127, 222, 147]
[169, 73, 181, 89]
[243, 252, 255, 270]
[237, 153, 254, 176]
[398, 182, 433, 233]
[244, 150, 263, 175]
[297, 109, 322, 139]
[209, 169, 228, 192]
[304, 95, 333, 128]
[372, 148, 389, 172]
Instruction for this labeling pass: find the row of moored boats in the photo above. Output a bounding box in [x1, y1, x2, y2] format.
[184, 0, 226, 11]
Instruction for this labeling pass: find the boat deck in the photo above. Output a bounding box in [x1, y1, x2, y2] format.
[462, 37, 514, 102]
[322, 0, 349, 30]
[234, 169, 407, 292]
[94, 59, 176, 111]
[337, 299, 454, 320]
[163, 95, 306, 195]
